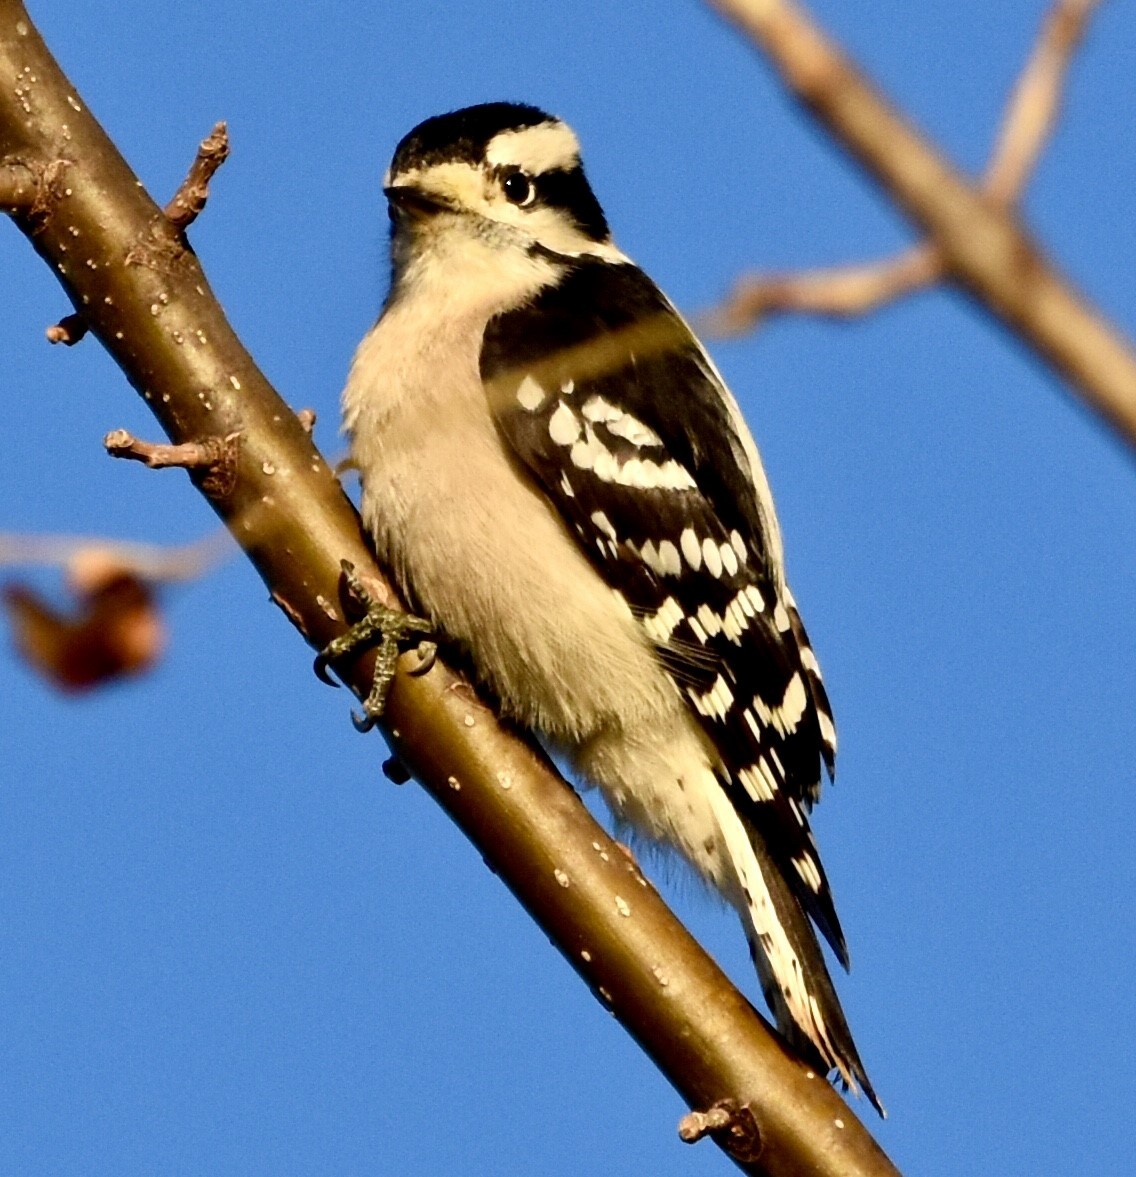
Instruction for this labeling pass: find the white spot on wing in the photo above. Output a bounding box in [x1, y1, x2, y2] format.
[689, 674, 735, 721]
[793, 853, 823, 893]
[779, 672, 808, 732]
[653, 460, 697, 490]
[638, 539, 664, 575]
[516, 374, 545, 411]
[739, 763, 776, 802]
[641, 596, 685, 644]
[817, 710, 837, 752]
[582, 395, 617, 423]
[549, 400, 580, 446]
[567, 423, 694, 489]
[680, 528, 702, 570]
[591, 510, 617, 541]
[755, 755, 780, 798]
[720, 542, 739, 578]
[607, 413, 661, 448]
[657, 539, 681, 576]
[696, 603, 722, 638]
[773, 601, 792, 633]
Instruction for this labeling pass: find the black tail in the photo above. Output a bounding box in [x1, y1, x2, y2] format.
[741, 821, 883, 1116]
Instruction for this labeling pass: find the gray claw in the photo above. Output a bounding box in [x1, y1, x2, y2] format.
[352, 709, 378, 733]
[312, 651, 340, 687]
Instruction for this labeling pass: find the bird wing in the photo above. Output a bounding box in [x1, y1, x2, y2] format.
[480, 255, 848, 966]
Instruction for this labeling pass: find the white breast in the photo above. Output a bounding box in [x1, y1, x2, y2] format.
[342, 233, 681, 744]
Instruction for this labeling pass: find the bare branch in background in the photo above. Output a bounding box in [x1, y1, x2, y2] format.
[708, 0, 1136, 458]
[0, 528, 231, 583]
[712, 0, 1104, 331]
[708, 243, 938, 335]
[985, 0, 1103, 208]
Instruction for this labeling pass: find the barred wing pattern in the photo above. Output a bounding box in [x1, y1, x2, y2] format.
[480, 257, 846, 965]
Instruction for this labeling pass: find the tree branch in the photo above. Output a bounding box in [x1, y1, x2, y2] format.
[985, 0, 1102, 208]
[709, 0, 1136, 452]
[0, 4, 898, 1174]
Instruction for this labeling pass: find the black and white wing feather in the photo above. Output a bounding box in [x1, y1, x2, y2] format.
[481, 256, 846, 963]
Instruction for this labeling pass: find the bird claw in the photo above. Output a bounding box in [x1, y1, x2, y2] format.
[408, 639, 437, 677]
[312, 650, 340, 687]
[314, 559, 435, 729]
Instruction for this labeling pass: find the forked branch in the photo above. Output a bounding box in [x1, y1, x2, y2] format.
[709, 0, 1136, 452]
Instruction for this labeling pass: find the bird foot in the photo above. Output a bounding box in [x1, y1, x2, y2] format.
[313, 560, 434, 731]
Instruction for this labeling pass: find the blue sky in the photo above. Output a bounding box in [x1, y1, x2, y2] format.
[2, 2, 1135, 1173]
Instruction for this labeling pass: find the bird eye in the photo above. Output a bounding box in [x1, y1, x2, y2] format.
[502, 171, 535, 207]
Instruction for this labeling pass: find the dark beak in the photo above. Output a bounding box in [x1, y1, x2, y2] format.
[383, 184, 454, 220]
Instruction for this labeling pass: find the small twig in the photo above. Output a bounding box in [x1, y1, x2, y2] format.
[986, 0, 1102, 208]
[679, 1099, 762, 1161]
[104, 427, 240, 498]
[45, 311, 88, 345]
[105, 428, 223, 470]
[679, 1104, 736, 1143]
[708, 243, 940, 334]
[164, 120, 229, 230]
[711, 0, 1103, 333]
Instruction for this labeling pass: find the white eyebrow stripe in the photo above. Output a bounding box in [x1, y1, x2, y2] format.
[484, 122, 580, 173]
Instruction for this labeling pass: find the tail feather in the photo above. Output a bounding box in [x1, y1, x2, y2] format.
[705, 778, 883, 1116]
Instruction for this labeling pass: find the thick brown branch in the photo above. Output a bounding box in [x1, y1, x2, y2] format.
[164, 120, 229, 230]
[0, 4, 898, 1174]
[710, 0, 1136, 450]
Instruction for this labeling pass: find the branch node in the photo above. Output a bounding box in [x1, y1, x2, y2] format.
[164, 120, 230, 231]
[104, 428, 241, 498]
[295, 408, 317, 433]
[0, 157, 69, 228]
[382, 755, 412, 784]
[678, 1099, 762, 1162]
[0, 161, 36, 213]
[45, 311, 88, 345]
